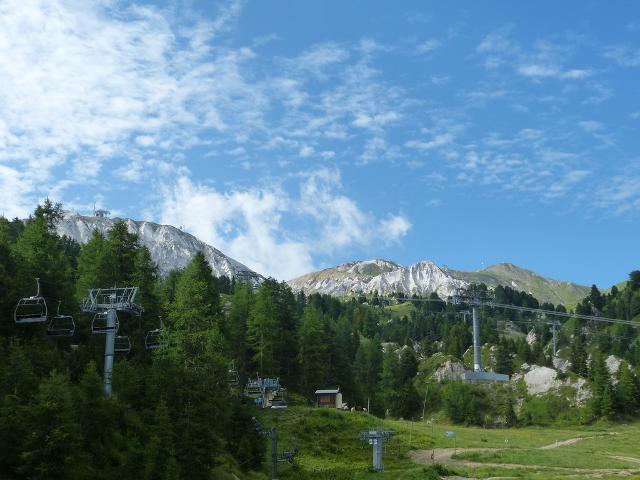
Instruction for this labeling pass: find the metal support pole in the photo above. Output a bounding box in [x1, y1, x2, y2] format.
[103, 308, 117, 396]
[372, 439, 382, 471]
[271, 427, 278, 480]
[472, 305, 482, 372]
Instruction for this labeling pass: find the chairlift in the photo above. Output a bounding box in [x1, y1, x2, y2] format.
[145, 317, 166, 349]
[47, 301, 75, 337]
[14, 278, 48, 324]
[114, 335, 131, 354]
[227, 361, 240, 387]
[245, 377, 263, 397]
[270, 389, 288, 409]
[91, 311, 119, 334]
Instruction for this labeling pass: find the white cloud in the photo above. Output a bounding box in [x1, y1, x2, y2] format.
[297, 169, 411, 249]
[0, 0, 263, 210]
[477, 28, 515, 54]
[160, 169, 411, 279]
[593, 168, 640, 214]
[430, 74, 449, 85]
[379, 215, 411, 242]
[289, 42, 350, 76]
[299, 145, 315, 157]
[603, 45, 640, 67]
[405, 133, 454, 151]
[0, 165, 34, 218]
[416, 39, 441, 54]
[578, 120, 604, 132]
[517, 64, 591, 80]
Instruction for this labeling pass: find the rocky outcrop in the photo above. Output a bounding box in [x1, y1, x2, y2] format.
[56, 212, 264, 284]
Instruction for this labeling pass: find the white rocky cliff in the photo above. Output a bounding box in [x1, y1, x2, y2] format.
[288, 259, 467, 299]
[57, 213, 264, 285]
[288, 259, 589, 305]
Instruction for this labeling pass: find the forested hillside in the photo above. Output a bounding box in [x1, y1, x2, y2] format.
[1, 201, 639, 479]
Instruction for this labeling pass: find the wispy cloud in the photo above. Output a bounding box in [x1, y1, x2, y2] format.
[160, 168, 411, 279]
[593, 165, 640, 214]
[603, 45, 640, 67]
[0, 0, 256, 215]
[416, 39, 441, 54]
[517, 64, 591, 80]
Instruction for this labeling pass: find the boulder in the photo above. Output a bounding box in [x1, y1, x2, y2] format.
[552, 356, 571, 372]
[606, 355, 622, 376]
[522, 366, 560, 395]
[526, 330, 537, 346]
[432, 359, 466, 382]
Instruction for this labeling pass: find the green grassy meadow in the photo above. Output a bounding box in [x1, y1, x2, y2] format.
[254, 406, 640, 480]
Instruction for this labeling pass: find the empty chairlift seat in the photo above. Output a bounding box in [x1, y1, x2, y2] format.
[114, 335, 131, 354]
[47, 302, 75, 337]
[15, 278, 48, 324]
[92, 312, 119, 334]
[145, 317, 166, 350]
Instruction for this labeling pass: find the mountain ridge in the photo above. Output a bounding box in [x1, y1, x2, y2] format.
[288, 259, 590, 305]
[56, 212, 264, 285]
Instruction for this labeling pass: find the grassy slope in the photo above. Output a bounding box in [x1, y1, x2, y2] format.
[446, 263, 591, 306]
[246, 406, 640, 480]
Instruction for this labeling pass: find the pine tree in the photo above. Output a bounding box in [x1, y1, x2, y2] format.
[590, 351, 612, 417]
[19, 372, 83, 480]
[495, 339, 513, 375]
[298, 305, 328, 397]
[168, 252, 220, 331]
[247, 280, 279, 375]
[132, 246, 159, 309]
[379, 348, 401, 416]
[14, 203, 73, 309]
[144, 400, 180, 480]
[503, 396, 517, 427]
[616, 361, 639, 415]
[226, 282, 254, 378]
[75, 230, 111, 301]
[354, 337, 383, 409]
[0, 224, 17, 332]
[601, 383, 615, 420]
[570, 324, 588, 377]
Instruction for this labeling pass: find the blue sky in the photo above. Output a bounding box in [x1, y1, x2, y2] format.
[1, 0, 639, 286]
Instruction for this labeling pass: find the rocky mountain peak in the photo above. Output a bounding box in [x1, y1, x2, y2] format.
[56, 212, 264, 285]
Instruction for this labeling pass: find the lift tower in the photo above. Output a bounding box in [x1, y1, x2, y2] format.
[451, 287, 509, 382]
[359, 429, 394, 472]
[82, 287, 143, 395]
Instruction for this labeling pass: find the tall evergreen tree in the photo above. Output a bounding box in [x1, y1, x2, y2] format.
[226, 282, 254, 379]
[616, 361, 639, 415]
[570, 323, 588, 377]
[298, 305, 328, 397]
[247, 280, 279, 375]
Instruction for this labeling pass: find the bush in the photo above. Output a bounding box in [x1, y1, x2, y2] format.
[442, 381, 489, 425]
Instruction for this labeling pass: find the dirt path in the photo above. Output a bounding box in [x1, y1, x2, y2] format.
[409, 436, 640, 477]
[539, 433, 617, 450]
[539, 436, 587, 449]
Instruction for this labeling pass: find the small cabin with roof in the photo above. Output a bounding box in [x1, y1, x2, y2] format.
[315, 388, 343, 408]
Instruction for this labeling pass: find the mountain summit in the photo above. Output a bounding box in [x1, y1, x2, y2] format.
[288, 259, 589, 305]
[57, 212, 264, 285]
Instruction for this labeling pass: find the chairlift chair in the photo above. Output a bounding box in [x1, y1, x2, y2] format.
[270, 389, 288, 409]
[245, 377, 263, 397]
[14, 278, 48, 324]
[227, 361, 240, 387]
[91, 311, 119, 334]
[47, 301, 75, 337]
[114, 335, 131, 354]
[145, 317, 166, 349]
